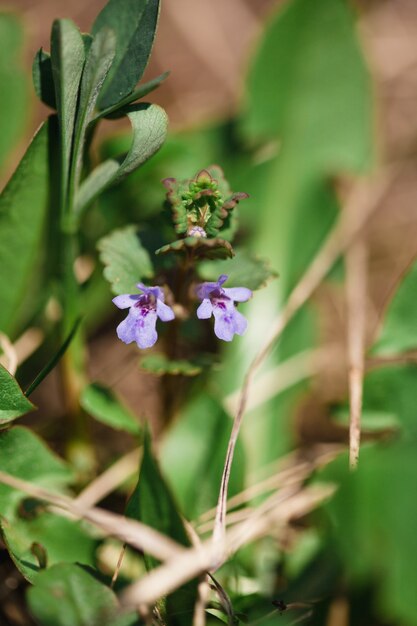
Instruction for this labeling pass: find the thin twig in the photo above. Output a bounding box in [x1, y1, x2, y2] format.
[211, 165, 399, 550]
[111, 543, 126, 589]
[0, 470, 183, 562]
[75, 447, 141, 509]
[120, 484, 335, 609]
[346, 238, 368, 469]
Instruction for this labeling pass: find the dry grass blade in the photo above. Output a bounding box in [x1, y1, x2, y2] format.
[75, 447, 141, 508]
[120, 484, 335, 609]
[212, 165, 400, 550]
[346, 239, 367, 469]
[0, 470, 183, 562]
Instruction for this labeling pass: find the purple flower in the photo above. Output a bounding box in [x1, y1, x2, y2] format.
[112, 284, 174, 349]
[196, 274, 252, 342]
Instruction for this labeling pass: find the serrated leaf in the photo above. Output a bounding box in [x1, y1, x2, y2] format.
[98, 226, 153, 295]
[94, 71, 169, 120]
[2, 512, 97, 583]
[0, 122, 49, 335]
[126, 431, 198, 625]
[198, 249, 277, 291]
[161, 393, 245, 520]
[75, 103, 168, 215]
[92, 0, 160, 110]
[0, 426, 72, 519]
[80, 383, 140, 434]
[0, 14, 28, 173]
[139, 354, 202, 377]
[371, 260, 417, 355]
[156, 236, 234, 260]
[50, 19, 85, 200]
[0, 365, 35, 425]
[27, 563, 119, 626]
[32, 48, 56, 109]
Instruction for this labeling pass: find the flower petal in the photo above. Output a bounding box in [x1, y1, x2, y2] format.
[196, 298, 213, 319]
[196, 282, 218, 301]
[112, 294, 141, 309]
[116, 309, 139, 343]
[223, 287, 252, 303]
[232, 309, 248, 336]
[135, 309, 158, 349]
[212, 302, 235, 342]
[157, 299, 175, 321]
[217, 274, 228, 286]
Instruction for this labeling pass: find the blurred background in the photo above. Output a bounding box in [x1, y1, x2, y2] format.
[1, 0, 417, 624]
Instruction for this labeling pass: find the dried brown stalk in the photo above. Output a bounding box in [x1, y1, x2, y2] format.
[212, 165, 399, 551]
[346, 238, 368, 469]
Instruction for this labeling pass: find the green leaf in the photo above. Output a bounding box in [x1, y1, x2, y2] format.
[0, 365, 35, 425]
[0, 122, 49, 335]
[155, 236, 234, 260]
[126, 431, 198, 625]
[98, 225, 153, 295]
[243, 0, 373, 174]
[371, 259, 417, 355]
[72, 28, 116, 188]
[2, 512, 97, 583]
[0, 426, 72, 519]
[198, 249, 277, 291]
[32, 48, 56, 109]
[94, 71, 170, 120]
[80, 383, 140, 434]
[360, 364, 417, 437]
[27, 563, 119, 626]
[92, 0, 161, 110]
[160, 393, 245, 520]
[331, 409, 400, 433]
[139, 354, 202, 377]
[323, 439, 417, 626]
[75, 103, 168, 215]
[0, 13, 28, 173]
[50, 19, 85, 199]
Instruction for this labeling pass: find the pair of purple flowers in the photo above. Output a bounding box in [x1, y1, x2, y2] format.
[113, 275, 252, 349]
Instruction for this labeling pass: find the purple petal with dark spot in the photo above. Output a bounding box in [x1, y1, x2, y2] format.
[135, 309, 158, 349]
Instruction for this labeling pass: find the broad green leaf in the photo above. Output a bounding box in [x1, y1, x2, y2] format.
[80, 383, 140, 434]
[0, 13, 28, 173]
[126, 432, 197, 625]
[198, 249, 277, 291]
[0, 364, 35, 425]
[94, 71, 170, 120]
[73, 28, 116, 188]
[323, 439, 417, 626]
[371, 259, 417, 355]
[360, 364, 417, 437]
[98, 226, 153, 295]
[2, 512, 97, 582]
[92, 0, 161, 109]
[75, 103, 168, 215]
[32, 48, 56, 109]
[161, 393, 245, 520]
[0, 122, 49, 335]
[0, 426, 72, 519]
[50, 19, 85, 200]
[243, 0, 372, 174]
[139, 354, 202, 377]
[27, 563, 119, 626]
